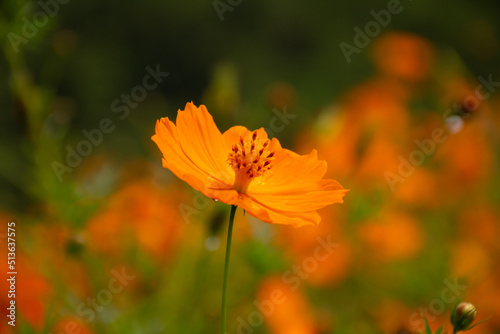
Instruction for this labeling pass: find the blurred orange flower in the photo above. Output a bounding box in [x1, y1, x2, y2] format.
[86, 179, 184, 262]
[459, 205, 500, 252]
[277, 207, 352, 287]
[469, 274, 500, 331]
[152, 102, 348, 227]
[371, 299, 412, 333]
[371, 31, 435, 83]
[257, 276, 317, 334]
[451, 239, 491, 284]
[16, 266, 52, 331]
[0, 251, 52, 331]
[394, 168, 441, 208]
[434, 118, 494, 193]
[52, 316, 93, 334]
[357, 211, 424, 261]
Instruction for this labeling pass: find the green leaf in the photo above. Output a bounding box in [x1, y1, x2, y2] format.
[467, 317, 491, 330]
[450, 297, 462, 324]
[423, 316, 432, 334]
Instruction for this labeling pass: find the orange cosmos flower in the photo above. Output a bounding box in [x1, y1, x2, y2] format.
[152, 102, 348, 227]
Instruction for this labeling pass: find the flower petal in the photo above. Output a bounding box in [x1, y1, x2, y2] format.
[248, 179, 348, 213]
[152, 116, 230, 198]
[237, 194, 322, 228]
[249, 149, 328, 194]
[222, 125, 250, 151]
[176, 102, 233, 185]
[246, 148, 348, 215]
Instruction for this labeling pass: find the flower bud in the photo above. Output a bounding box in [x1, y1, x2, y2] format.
[452, 302, 477, 331]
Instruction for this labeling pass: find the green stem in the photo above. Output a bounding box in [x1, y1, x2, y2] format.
[221, 205, 237, 334]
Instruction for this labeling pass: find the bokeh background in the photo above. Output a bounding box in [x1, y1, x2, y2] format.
[1, 0, 500, 333]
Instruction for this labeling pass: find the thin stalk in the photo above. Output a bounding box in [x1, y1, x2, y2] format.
[221, 205, 237, 334]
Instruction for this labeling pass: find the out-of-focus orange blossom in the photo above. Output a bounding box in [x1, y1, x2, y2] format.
[294, 109, 357, 180]
[52, 316, 94, 334]
[266, 82, 297, 109]
[86, 178, 184, 262]
[12, 260, 52, 331]
[353, 133, 403, 185]
[276, 207, 352, 287]
[459, 205, 500, 252]
[371, 299, 412, 333]
[435, 118, 494, 194]
[357, 210, 424, 262]
[393, 168, 441, 208]
[257, 276, 318, 334]
[0, 231, 52, 331]
[469, 274, 500, 330]
[371, 31, 435, 83]
[451, 239, 491, 284]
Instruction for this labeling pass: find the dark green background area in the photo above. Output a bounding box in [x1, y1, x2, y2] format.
[2, 0, 500, 205]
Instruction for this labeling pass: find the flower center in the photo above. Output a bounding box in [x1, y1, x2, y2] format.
[227, 130, 275, 194]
